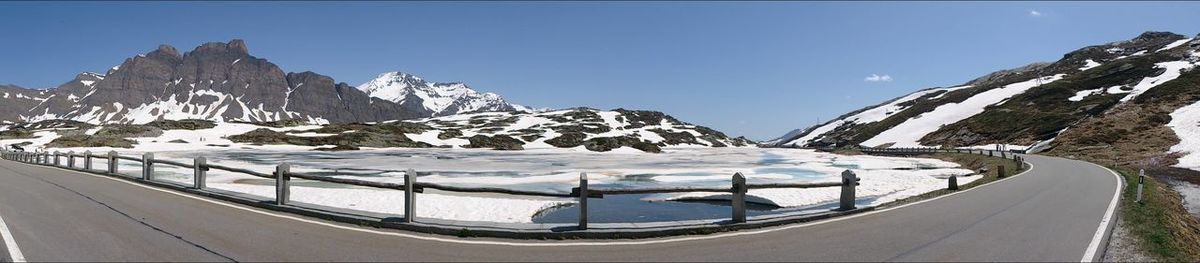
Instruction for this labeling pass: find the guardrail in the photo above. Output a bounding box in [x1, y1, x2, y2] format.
[0, 149, 861, 230]
[859, 146, 1027, 178]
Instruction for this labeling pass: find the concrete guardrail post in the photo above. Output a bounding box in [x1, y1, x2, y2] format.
[142, 152, 155, 181]
[578, 172, 588, 230]
[732, 172, 747, 223]
[275, 163, 290, 205]
[948, 175, 959, 190]
[67, 151, 75, 168]
[53, 151, 61, 166]
[84, 151, 92, 170]
[404, 168, 416, 223]
[997, 165, 1007, 179]
[840, 170, 857, 210]
[194, 157, 206, 189]
[107, 151, 118, 174]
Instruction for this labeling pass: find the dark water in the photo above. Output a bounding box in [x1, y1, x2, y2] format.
[532, 194, 886, 223]
[532, 194, 783, 223]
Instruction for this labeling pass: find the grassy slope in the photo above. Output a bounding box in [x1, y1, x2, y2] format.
[1112, 167, 1200, 261]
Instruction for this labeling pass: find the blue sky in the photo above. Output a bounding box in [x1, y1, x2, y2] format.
[1, 2, 1199, 140]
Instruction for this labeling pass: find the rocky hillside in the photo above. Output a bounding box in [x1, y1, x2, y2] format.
[357, 72, 530, 116]
[0, 108, 753, 153]
[0, 40, 525, 125]
[774, 31, 1200, 163]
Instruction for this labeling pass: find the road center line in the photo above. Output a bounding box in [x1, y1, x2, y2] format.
[0, 206, 26, 262]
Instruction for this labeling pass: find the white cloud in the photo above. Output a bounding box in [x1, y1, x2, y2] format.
[1029, 10, 1043, 17]
[864, 74, 893, 82]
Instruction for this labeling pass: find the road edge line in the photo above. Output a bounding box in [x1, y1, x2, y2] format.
[0, 206, 26, 262]
[6, 158, 1036, 247]
[1080, 162, 1123, 262]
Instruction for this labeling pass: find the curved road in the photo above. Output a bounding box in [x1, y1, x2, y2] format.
[0, 154, 1119, 262]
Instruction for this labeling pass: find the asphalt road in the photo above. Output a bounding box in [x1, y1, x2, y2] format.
[0, 154, 1119, 262]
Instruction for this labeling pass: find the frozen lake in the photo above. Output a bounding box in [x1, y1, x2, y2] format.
[95, 147, 975, 223]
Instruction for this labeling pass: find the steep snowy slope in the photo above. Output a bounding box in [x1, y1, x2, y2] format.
[778, 31, 1200, 153]
[357, 72, 530, 117]
[861, 74, 1065, 147]
[777, 85, 970, 147]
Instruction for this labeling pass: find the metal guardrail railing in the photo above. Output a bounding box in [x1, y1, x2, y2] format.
[858, 146, 1027, 176]
[0, 147, 883, 230]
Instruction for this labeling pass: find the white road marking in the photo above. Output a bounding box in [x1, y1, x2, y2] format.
[1080, 162, 1123, 262]
[24, 159, 1034, 247]
[0, 207, 26, 262]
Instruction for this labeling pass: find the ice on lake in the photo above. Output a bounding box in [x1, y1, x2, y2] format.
[134, 147, 975, 223]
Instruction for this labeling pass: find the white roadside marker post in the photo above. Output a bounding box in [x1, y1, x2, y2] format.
[84, 151, 92, 170]
[142, 153, 154, 181]
[1136, 169, 1145, 204]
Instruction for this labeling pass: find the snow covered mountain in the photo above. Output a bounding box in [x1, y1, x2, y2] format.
[0, 108, 754, 153]
[0, 39, 755, 153]
[357, 72, 530, 117]
[0, 40, 527, 126]
[773, 31, 1200, 168]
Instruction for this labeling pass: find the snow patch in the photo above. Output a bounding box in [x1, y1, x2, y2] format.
[785, 86, 970, 146]
[1157, 38, 1195, 53]
[1079, 59, 1102, 71]
[1069, 88, 1105, 101]
[862, 75, 1065, 147]
[1119, 61, 1198, 102]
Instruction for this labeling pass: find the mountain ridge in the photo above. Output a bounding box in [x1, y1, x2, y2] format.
[774, 30, 1200, 168]
[0, 39, 528, 126]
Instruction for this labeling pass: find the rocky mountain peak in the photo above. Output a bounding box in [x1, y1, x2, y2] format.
[1134, 31, 1185, 42]
[0, 39, 533, 127]
[193, 39, 250, 56]
[148, 44, 181, 59]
